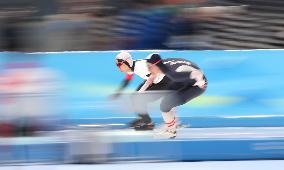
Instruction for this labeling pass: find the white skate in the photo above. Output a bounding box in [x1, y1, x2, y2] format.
[154, 124, 177, 139]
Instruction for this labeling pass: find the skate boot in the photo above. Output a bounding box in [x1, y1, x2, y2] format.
[154, 123, 177, 139]
[128, 114, 154, 130]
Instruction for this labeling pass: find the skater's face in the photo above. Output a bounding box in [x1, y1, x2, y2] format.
[116, 61, 131, 73]
[147, 63, 162, 75]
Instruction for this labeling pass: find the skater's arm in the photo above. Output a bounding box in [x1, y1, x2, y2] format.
[118, 74, 133, 91]
[138, 74, 155, 92]
[111, 74, 133, 98]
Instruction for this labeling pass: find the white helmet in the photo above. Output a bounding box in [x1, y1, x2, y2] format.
[115, 51, 133, 68]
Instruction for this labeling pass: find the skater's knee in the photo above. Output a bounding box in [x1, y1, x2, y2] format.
[160, 96, 185, 113]
[160, 103, 172, 113]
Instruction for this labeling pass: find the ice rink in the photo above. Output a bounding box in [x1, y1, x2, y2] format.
[2, 160, 284, 170]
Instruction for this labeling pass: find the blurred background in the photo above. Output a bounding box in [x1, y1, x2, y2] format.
[0, 0, 284, 52]
[1, 0, 284, 168]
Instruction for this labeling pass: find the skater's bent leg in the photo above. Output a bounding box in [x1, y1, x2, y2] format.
[130, 91, 164, 129]
[157, 86, 205, 137]
[160, 86, 205, 113]
[130, 81, 170, 129]
[161, 107, 177, 130]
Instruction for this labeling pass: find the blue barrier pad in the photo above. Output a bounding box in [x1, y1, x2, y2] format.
[110, 127, 284, 161]
[0, 137, 65, 164]
[1, 127, 284, 164]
